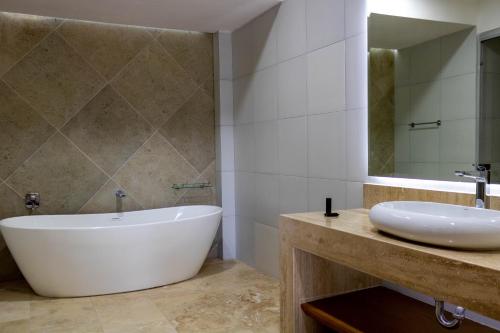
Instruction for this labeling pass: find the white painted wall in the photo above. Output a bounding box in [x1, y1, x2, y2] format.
[369, 0, 500, 35]
[368, 0, 478, 25]
[0, 0, 282, 32]
[477, 0, 500, 33]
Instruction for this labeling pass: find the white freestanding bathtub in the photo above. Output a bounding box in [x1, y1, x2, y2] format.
[0, 205, 222, 297]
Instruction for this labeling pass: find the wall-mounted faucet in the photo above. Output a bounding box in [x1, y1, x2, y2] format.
[454, 164, 490, 208]
[25, 192, 40, 214]
[115, 190, 126, 214]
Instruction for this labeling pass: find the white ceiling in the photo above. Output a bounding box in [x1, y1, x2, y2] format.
[0, 0, 282, 32]
[369, 13, 474, 50]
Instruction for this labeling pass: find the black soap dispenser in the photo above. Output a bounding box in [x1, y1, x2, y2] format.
[324, 197, 339, 217]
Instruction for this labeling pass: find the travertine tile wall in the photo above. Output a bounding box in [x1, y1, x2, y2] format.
[231, 0, 368, 277]
[0, 12, 216, 280]
[368, 48, 395, 176]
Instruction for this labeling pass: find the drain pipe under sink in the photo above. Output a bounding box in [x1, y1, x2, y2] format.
[435, 300, 466, 329]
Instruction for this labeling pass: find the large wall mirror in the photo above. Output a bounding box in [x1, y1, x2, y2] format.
[368, 1, 500, 183]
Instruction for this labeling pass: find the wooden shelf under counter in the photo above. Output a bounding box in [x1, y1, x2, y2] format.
[301, 287, 496, 333]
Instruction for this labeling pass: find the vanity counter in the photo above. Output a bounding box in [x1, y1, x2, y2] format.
[280, 209, 500, 332]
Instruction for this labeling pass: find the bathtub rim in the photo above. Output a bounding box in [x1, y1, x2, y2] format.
[0, 205, 223, 231]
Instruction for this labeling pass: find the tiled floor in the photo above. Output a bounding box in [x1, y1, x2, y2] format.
[0, 260, 280, 333]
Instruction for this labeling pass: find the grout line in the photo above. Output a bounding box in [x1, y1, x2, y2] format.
[0, 20, 63, 78]
[77, 178, 113, 213]
[2, 179, 25, 201]
[110, 85, 156, 129]
[59, 131, 113, 178]
[2, 126, 59, 184]
[54, 26, 158, 130]
[154, 37, 207, 92]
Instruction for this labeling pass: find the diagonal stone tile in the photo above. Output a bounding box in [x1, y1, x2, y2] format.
[0, 81, 55, 180]
[113, 133, 198, 209]
[160, 89, 215, 173]
[157, 30, 213, 87]
[0, 13, 60, 77]
[6, 133, 108, 214]
[0, 183, 26, 221]
[111, 41, 198, 127]
[61, 86, 153, 175]
[0, 183, 29, 281]
[2, 33, 105, 129]
[57, 20, 153, 81]
[79, 180, 143, 214]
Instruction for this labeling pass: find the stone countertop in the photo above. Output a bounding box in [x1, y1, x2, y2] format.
[280, 209, 500, 321]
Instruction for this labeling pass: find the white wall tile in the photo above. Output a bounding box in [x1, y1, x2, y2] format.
[441, 28, 476, 79]
[409, 163, 440, 180]
[279, 116, 307, 176]
[232, 23, 256, 78]
[346, 33, 368, 110]
[254, 121, 279, 174]
[395, 125, 410, 162]
[395, 87, 410, 125]
[217, 80, 234, 126]
[306, 0, 345, 51]
[233, 75, 254, 125]
[221, 171, 235, 216]
[254, 66, 278, 122]
[484, 39, 500, 74]
[410, 38, 441, 84]
[484, 73, 500, 119]
[277, 0, 307, 62]
[441, 74, 476, 121]
[439, 163, 474, 181]
[254, 223, 279, 278]
[234, 124, 255, 172]
[253, 6, 279, 71]
[308, 178, 346, 211]
[235, 172, 256, 218]
[308, 112, 347, 179]
[254, 173, 280, 227]
[394, 162, 411, 177]
[278, 55, 307, 119]
[345, 0, 367, 38]
[308, 41, 346, 114]
[236, 216, 255, 266]
[440, 119, 476, 163]
[395, 48, 411, 86]
[347, 108, 367, 182]
[410, 81, 441, 124]
[410, 129, 439, 163]
[216, 32, 233, 81]
[218, 126, 234, 172]
[279, 175, 308, 213]
[492, 119, 500, 162]
[346, 181, 363, 209]
[222, 215, 236, 259]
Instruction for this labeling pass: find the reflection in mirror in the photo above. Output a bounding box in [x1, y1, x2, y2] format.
[479, 34, 500, 183]
[368, 13, 477, 181]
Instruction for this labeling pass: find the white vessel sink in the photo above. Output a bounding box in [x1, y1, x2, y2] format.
[369, 201, 500, 250]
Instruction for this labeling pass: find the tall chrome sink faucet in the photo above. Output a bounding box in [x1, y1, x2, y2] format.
[454, 165, 490, 208]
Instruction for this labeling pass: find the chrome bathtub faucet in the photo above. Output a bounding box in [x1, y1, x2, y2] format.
[115, 190, 127, 214]
[25, 192, 40, 214]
